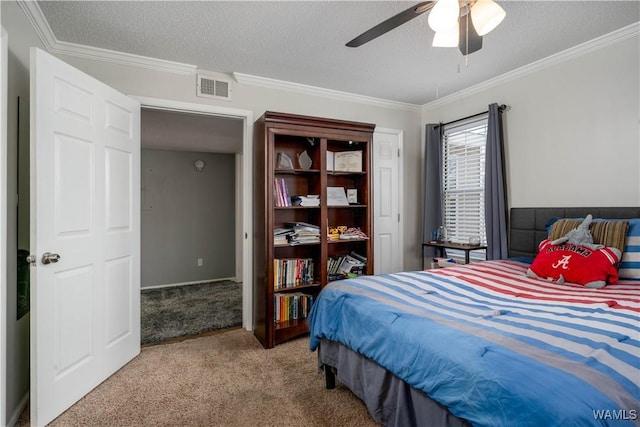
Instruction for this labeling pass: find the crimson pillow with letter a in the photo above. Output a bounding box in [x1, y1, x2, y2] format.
[528, 239, 621, 288]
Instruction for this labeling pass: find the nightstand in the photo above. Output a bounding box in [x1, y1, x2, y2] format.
[421, 241, 487, 269]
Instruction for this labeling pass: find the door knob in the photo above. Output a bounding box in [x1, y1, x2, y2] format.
[41, 252, 61, 265]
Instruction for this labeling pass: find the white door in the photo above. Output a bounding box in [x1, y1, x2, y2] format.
[30, 48, 140, 426]
[373, 128, 403, 274]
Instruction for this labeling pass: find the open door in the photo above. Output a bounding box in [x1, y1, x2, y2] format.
[30, 48, 140, 426]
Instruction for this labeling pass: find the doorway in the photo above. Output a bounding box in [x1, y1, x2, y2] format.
[136, 98, 253, 330]
[139, 109, 243, 343]
[373, 127, 404, 274]
[135, 97, 254, 330]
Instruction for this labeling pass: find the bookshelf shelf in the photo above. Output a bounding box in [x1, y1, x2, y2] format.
[276, 283, 322, 292]
[253, 111, 374, 349]
[274, 242, 321, 247]
[327, 171, 367, 176]
[275, 168, 321, 174]
[274, 206, 321, 210]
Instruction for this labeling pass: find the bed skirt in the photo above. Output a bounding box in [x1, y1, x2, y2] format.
[318, 339, 470, 427]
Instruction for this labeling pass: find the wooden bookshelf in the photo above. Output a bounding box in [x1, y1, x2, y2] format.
[253, 111, 375, 348]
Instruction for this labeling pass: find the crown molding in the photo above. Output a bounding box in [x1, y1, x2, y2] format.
[422, 22, 640, 112]
[49, 40, 197, 75]
[233, 73, 421, 112]
[17, 0, 57, 50]
[18, 0, 637, 110]
[19, 0, 416, 109]
[17, 0, 197, 75]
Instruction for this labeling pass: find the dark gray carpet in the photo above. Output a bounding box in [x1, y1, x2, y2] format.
[141, 280, 242, 345]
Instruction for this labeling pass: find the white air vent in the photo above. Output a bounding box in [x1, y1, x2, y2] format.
[197, 74, 232, 101]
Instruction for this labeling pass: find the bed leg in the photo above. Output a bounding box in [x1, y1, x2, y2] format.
[325, 366, 336, 389]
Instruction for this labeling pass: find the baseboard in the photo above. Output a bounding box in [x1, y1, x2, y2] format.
[142, 277, 237, 290]
[7, 392, 28, 427]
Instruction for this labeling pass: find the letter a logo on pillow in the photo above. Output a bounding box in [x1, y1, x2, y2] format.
[552, 255, 571, 270]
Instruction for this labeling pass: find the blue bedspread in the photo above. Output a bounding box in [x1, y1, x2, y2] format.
[308, 261, 640, 426]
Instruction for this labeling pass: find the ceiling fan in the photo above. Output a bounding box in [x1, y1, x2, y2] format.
[346, 0, 506, 56]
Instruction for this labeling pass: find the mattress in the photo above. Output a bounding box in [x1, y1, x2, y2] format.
[308, 260, 640, 426]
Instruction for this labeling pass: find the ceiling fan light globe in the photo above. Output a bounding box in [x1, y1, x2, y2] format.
[433, 22, 460, 47]
[470, 0, 506, 36]
[428, 0, 460, 33]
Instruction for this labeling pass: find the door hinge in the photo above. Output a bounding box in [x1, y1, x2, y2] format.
[397, 213, 400, 222]
[26, 254, 37, 267]
[397, 149, 400, 158]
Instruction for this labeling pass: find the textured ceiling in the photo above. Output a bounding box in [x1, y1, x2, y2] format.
[38, 1, 639, 105]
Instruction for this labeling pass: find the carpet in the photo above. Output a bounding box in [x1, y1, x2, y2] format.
[141, 280, 242, 345]
[17, 329, 377, 427]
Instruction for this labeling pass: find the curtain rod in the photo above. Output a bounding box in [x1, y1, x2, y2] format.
[439, 104, 508, 128]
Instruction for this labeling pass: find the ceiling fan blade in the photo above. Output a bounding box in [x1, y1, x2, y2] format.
[346, 1, 434, 48]
[458, 12, 483, 55]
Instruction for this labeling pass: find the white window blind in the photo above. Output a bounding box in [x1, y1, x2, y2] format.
[442, 117, 488, 246]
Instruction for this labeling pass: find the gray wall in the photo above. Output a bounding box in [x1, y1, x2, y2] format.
[141, 149, 235, 287]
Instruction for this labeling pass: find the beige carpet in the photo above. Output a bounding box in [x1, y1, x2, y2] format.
[17, 328, 377, 427]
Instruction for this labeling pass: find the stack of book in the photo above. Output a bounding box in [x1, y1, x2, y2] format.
[274, 228, 295, 245]
[285, 221, 320, 245]
[274, 178, 291, 207]
[291, 195, 320, 207]
[273, 258, 314, 288]
[274, 292, 314, 322]
[327, 251, 367, 280]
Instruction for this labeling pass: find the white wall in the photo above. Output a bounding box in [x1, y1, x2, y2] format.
[1, 1, 41, 424]
[422, 35, 640, 209]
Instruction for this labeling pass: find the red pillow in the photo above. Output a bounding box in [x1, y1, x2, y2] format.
[527, 239, 621, 288]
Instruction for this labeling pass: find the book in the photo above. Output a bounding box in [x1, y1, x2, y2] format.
[337, 254, 365, 274]
[349, 251, 368, 263]
[284, 221, 319, 229]
[274, 227, 293, 235]
[273, 258, 314, 289]
[274, 178, 291, 207]
[273, 292, 314, 322]
[291, 195, 320, 207]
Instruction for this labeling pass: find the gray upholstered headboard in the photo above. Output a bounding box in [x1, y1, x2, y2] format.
[509, 207, 640, 258]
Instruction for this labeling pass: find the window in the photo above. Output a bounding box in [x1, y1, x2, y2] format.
[441, 116, 488, 247]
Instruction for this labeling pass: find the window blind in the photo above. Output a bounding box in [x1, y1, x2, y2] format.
[442, 117, 488, 246]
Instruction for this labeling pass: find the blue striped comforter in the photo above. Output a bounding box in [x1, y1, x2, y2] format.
[308, 260, 640, 426]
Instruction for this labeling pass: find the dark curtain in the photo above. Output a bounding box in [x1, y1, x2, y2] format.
[422, 124, 443, 261]
[485, 103, 508, 259]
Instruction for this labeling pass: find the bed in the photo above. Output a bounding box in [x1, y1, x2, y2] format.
[308, 207, 640, 426]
